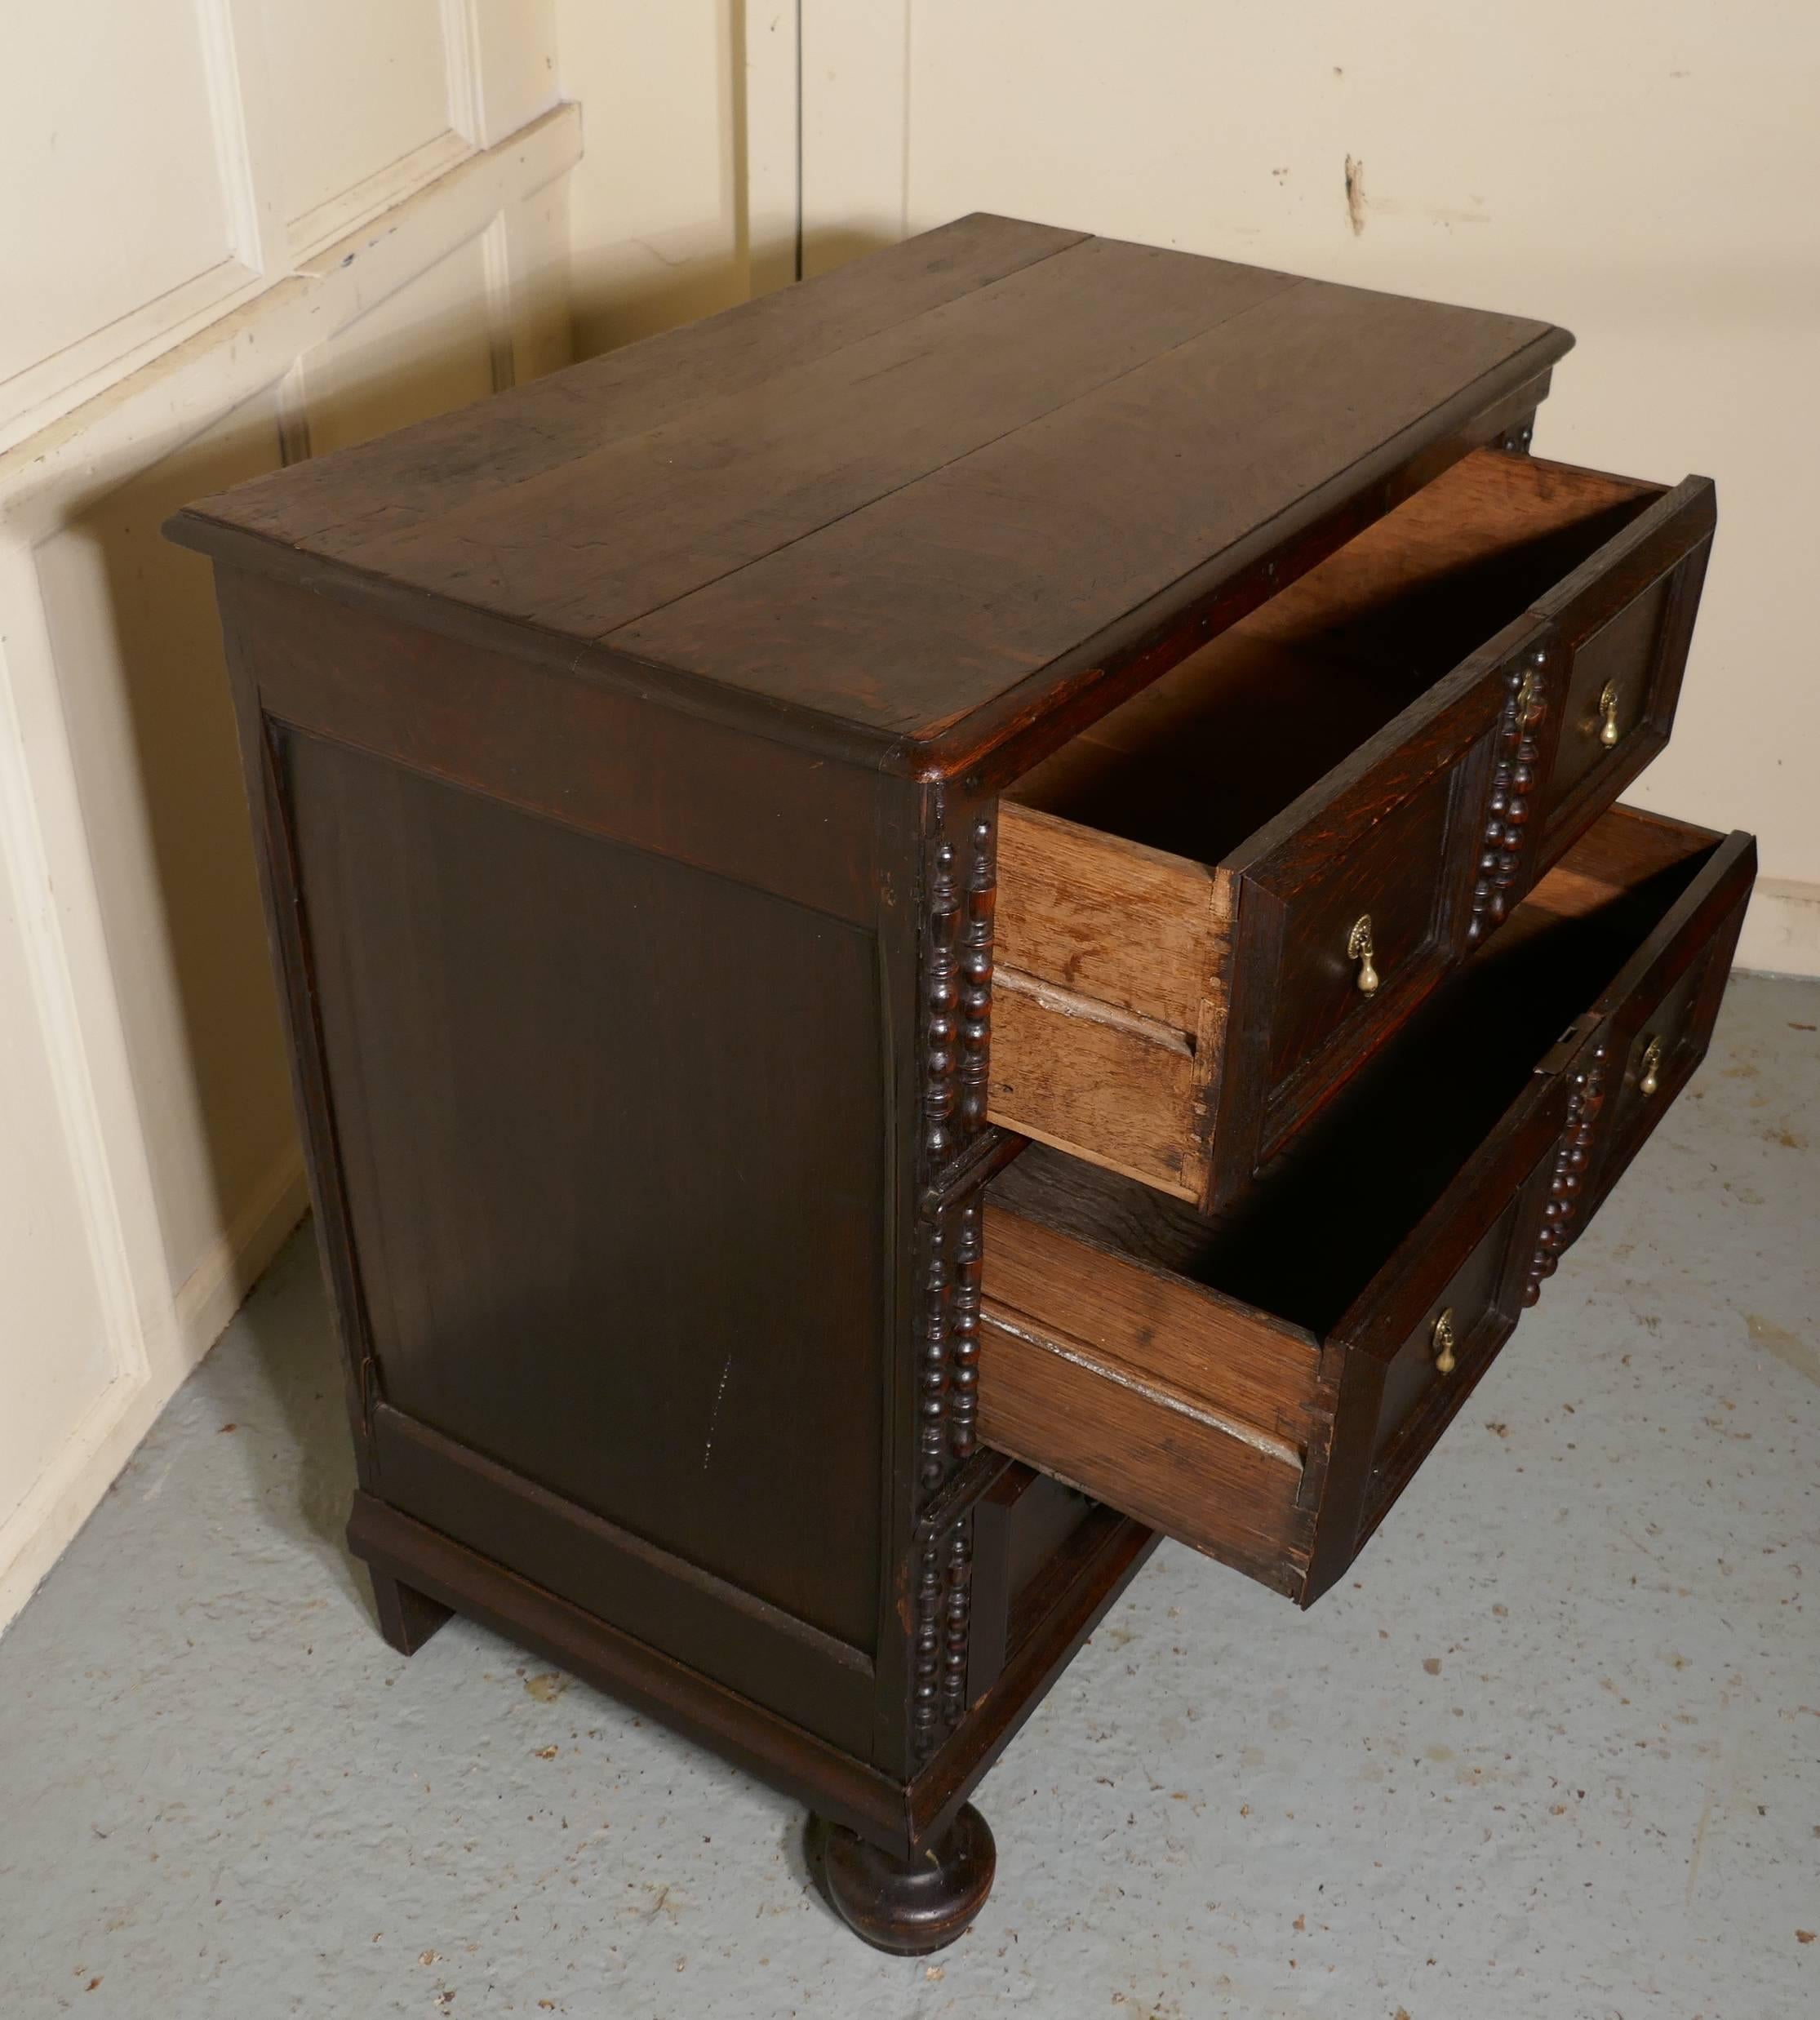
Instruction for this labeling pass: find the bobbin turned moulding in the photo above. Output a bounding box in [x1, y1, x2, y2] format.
[166, 212, 1745, 1953]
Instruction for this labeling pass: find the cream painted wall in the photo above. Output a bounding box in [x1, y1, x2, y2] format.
[557, 1, 744, 353]
[554, 0, 799, 353]
[787, 1, 1820, 970]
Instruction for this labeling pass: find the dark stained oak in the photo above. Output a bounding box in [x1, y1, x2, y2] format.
[819, 1802, 997, 1956]
[170, 214, 1571, 762]
[370, 1569, 452, 1657]
[163, 215, 1744, 1953]
[283, 729, 888, 1658]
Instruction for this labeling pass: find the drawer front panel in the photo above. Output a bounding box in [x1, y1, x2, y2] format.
[1533, 478, 1715, 853]
[1227, 661, 1504, 1176]
[1583, 824, 1755, 1214]
[1547, 574, 1678, 810]
[1372, 1192, 1525, 1467]
[1266, 768, 1457, 1085]
[1608, 954, 1707, 1170]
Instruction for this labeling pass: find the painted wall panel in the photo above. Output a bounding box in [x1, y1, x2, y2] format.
[0, 0, 234, 388]
[304, 237, 499, 455]
[263, 0, 454, 224]
[0, 867, 118, 1532]
[557, 0, 747, 353]
[0, 1, 574, 1632]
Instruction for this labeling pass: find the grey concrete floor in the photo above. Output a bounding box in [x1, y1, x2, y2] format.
[3, 974, 1818, 2020]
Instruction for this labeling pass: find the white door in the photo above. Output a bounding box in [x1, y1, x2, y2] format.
[0, 0, 577, 1628]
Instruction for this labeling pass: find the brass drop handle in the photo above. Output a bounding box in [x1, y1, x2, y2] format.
[1347, 913, 1380, 996]
[1597, 679, 1622, 748]
[1639, 1033, 1663, 1096]
[1432, 1307, 1458, 1375]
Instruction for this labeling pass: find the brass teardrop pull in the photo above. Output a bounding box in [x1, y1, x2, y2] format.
[1597, 679, 1622, 748]
[1432, 1308, 1458, 1374]
[1639, 1033, 1663, 1096]
[1347, 913, 1379, 996]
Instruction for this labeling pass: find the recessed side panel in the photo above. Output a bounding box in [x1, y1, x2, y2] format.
[282, 730, 886, 1658]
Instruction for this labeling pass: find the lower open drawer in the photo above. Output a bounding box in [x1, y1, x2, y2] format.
[978, 805, 1755, 1605]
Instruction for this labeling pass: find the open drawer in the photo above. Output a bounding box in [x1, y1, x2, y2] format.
[990, 449, 1716, 1210]
[979, 806, 1754, 1607]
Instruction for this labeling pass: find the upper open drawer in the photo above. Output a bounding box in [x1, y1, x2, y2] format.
[989, 449, 1716, 1211]
[979, 806, 1754, 1607]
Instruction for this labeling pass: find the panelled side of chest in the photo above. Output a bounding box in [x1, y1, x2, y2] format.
[209, 564, 943, 1774]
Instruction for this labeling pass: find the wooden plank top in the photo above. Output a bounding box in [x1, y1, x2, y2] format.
[169, 213, 1572, 767]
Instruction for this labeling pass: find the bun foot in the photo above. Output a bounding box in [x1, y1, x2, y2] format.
[818, 1803, 996, 1955]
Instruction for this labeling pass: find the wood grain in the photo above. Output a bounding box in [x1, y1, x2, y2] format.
[171, 220, 1570, 753]
[180, 213, 1090, 558]
[980, 1204, 1321, 1448]
[988, 798, 1231, 1197]
[988, 977, 1205, 1201]
[619, 287, 1565, 740]
[283, 730, 890, 1653]
[373, 1401, 877, 1752]
[977, 1312, 1313, 1599]
[995, 801, 1230, 1032]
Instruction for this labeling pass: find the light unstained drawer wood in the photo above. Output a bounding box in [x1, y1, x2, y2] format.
[978, 1201, 1327, 1596]
[989, 979, 1203, 1198]
[992, 800, 1233, 1032]
[991, 803, 1232, 1201]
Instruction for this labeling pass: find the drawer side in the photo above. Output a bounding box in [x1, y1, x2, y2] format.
[991, 801, 1233, 1197]
[994, 801, 1231, 1030]
[978, 1201, 1325, 1595]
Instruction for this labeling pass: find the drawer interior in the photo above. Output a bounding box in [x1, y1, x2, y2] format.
[990, 807, 1724, 1338]
[1007, 448, 1658, 864]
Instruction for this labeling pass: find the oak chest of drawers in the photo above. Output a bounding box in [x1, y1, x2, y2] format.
[168, 213, 1753, 1955]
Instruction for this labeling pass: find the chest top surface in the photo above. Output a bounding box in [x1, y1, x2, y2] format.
[171, 212, 1570, 762]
